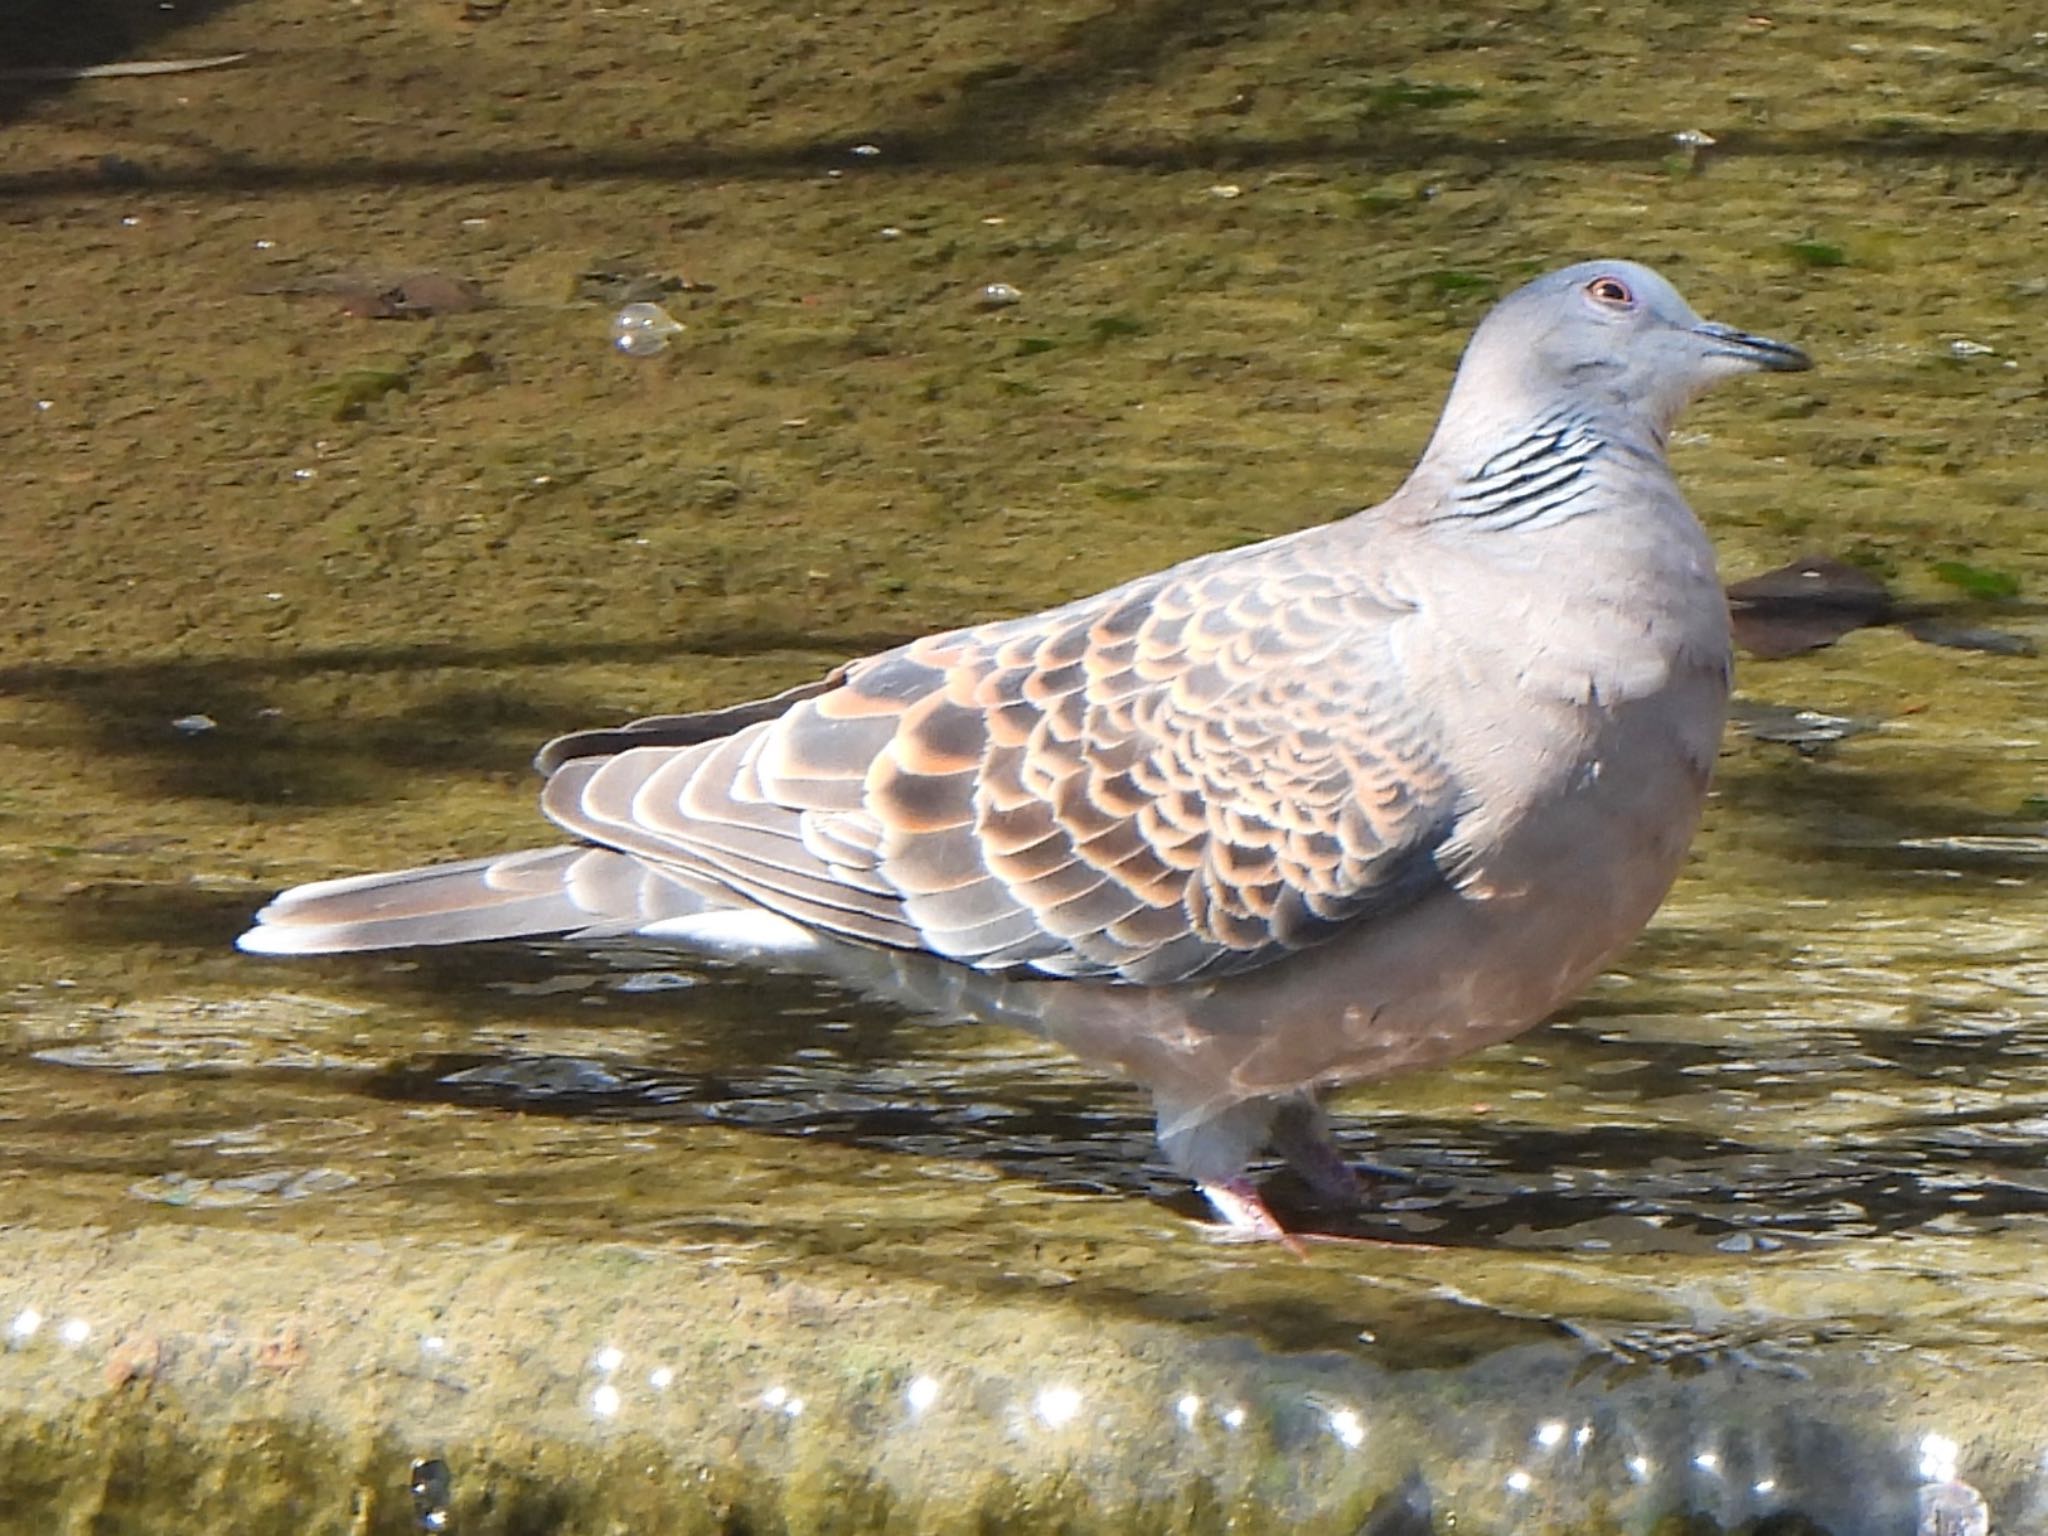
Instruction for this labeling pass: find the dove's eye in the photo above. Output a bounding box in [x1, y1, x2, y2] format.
[1586, 275, 1636, 309]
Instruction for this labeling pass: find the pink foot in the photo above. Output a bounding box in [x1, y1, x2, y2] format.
[1199, 1178, 1310, 1257]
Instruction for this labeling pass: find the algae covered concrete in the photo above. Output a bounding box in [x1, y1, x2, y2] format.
[3, 0, 2048, 1531]
[2, 1220, 2044, 1534]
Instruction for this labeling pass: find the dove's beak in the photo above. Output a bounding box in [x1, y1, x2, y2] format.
[1693, 321, 1812, 373]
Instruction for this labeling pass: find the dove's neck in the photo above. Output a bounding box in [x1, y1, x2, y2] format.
[1400, 388, 1667, 536]
[1409, 405, 1646, 536]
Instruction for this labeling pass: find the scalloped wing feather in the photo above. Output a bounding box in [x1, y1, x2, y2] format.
[538, 538, 1464, 983]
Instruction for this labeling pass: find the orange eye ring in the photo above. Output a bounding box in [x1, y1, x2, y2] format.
[1586, 275, 1635, 308]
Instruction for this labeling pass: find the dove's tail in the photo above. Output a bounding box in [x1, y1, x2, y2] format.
[235, 845, 716, 955]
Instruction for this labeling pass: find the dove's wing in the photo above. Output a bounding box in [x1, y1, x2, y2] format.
[540, 533, 1466, 984]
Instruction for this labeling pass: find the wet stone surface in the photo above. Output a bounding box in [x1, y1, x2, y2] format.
[3, 0, 2048, 1531]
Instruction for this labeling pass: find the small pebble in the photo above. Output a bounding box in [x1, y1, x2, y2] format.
[1672, 128, 1717, 147]
[1947, 338, 1995, 358]
[611, 970, 698, 993]
[171, 715, 217, 735]
[978, 282, 1022, 308]
[850, 143, 881, 158]
[1728, 701, 1877, 752]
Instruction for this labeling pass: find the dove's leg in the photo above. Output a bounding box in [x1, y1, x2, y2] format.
[1154, 1092, 1286, 1233]
[1155, 1090, 1359, 1242]
[1269, 1096, 1364, 1206]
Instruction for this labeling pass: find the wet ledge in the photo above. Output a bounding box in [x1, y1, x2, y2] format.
[0, 1223, 2038, 1535]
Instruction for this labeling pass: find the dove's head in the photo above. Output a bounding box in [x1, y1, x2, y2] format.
[1429, 259, 1810, 459]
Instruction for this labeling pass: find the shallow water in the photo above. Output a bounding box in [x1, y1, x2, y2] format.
[2, 1, 2046, 1531]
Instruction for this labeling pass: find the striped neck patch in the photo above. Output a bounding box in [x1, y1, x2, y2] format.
[1446, 411, 1608, 531]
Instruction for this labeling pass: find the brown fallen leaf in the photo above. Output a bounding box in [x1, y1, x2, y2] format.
[252, 270, 489, 320]
[1727, 553, 2036, 660]
[1727, 554, 1893, 659]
